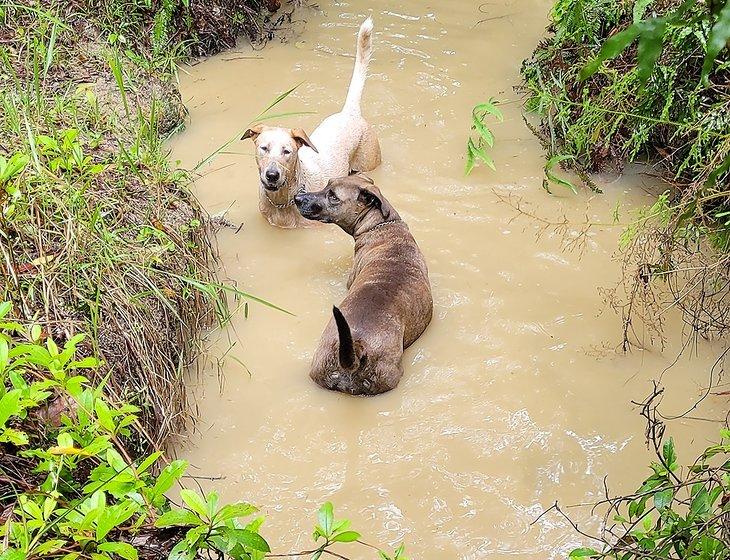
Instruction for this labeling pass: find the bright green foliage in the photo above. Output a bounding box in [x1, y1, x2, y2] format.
[465, 99, 503, 174]
[568, 433, 729, 559]
[0, 307, 406, 560]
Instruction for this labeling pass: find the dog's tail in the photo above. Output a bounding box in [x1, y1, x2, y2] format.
[342, 17, 373, 114]
[333, 306, 358, 370]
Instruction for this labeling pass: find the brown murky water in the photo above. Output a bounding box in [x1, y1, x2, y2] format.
[167, 2, 724, 558]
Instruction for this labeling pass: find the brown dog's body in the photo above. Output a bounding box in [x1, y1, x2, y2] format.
[295, 176, 432, 395]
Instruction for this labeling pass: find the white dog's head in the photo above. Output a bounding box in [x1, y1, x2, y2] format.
[242, 125, 318, 192]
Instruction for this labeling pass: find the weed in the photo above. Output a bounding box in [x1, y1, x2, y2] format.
[465, 98, 503, 175]
[520, 0, 730, 345]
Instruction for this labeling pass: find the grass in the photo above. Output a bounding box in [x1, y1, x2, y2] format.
[0, 2, 223, 451]
[0, 0, 294, 452]
[520, 0, 730, 347]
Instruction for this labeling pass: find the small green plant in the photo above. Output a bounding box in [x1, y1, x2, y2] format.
[155, 491, 270, 560]
[0, 304, 408, 560]
[465, 98, 503, 174]
[561, 431, 729, 560]
[542, 154, 578, 194]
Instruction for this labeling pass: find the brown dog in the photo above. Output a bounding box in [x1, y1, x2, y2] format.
[294, 175, 433, 395]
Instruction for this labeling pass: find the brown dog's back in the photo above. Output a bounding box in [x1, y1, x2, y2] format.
[310, 222, 432, 395]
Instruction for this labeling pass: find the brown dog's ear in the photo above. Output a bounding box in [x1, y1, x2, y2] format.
[358, 185, 393, 220]
[290, 128, 318, 153]
[241, 124, 264, 141]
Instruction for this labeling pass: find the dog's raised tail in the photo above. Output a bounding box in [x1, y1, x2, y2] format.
[343, 17, 373, 114]
[333, 306, 357, 369]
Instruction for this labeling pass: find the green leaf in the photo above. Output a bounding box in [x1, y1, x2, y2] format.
[222, 528, 271, 552]
[97, 543, 138, 560]
[95, 399, 115, 432]
[569, 548, 600, 558]
[311, 551, 323, 560]
[543, 155, 578, 194]
[150, 460, 187, 500]
[702, 0, 730, 85]
[168, 540, 195, 560]
[135, 451, 162, 475]
[317, 502, 334, 536]
[689, 486, 710, 519]
[206, 491, 220, 520]
[0, 390, 22, 426]
[662, 438, 677, 470]
[473, 100, 504, 122]
[653, 488, 673, 511]
[580, 24, 642, 80]
[0, 550, 27, 560]
[635, 18, 666, 85]
[154, 509, 203, 528]
[180, 489, 209, 520]
[331, 531, 361, 543]
[215, 502, 258, 522]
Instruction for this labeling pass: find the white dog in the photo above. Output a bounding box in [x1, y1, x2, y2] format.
[241, 18, 381, 228]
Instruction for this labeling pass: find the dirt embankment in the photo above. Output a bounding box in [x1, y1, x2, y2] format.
[0, 0, 290, 458]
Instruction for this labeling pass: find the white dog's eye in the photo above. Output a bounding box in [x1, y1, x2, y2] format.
[259, 145, 269, 153]
[282, 148, 292, 156]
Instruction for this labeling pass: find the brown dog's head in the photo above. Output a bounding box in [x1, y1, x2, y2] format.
[294, 175, 397, 235]
[242, 124, 317, 192]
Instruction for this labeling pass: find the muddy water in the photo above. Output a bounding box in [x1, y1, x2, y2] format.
[168, 2, 724, 558]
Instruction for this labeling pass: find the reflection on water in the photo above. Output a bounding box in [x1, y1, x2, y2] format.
[167, 1, 723, 558]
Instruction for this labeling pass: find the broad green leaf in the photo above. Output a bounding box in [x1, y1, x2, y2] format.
[580, 25, 642, 80]
[97, 543, 138, 560]
[636, 18, 667, 85]
[150, 460, 187, 500]
[95, 399, 115, 432]
[331, 531, 361, 543]
[135, 451, 162, 475]
[0, 550, 28, 560]
[662, 438, 677, 470]
[0, 390, 22, 426]
[222, 528, 271, 552]
[317, 502, 334, 536]
[702, 1, 730, 85]
[155, 509, 202, 528]
[180, 489, 209, 520]
[34, 540, 66, 555]
[690, 486, 710, 518]
[215, 502, 258, 522]
[206, 491, 219, 520]
[653, 488, 673, 511]
[569, 548, 600, 558]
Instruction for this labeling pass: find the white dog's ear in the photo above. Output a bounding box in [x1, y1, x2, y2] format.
[290, 128, 318, 153]
[241, 124, 264, 141]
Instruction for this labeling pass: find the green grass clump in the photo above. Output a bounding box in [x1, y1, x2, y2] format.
[521, 0, 730, 344]
[0, 2, 226, 449]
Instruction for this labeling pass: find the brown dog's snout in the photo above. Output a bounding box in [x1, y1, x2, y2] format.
[295, 193, 323, 220]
